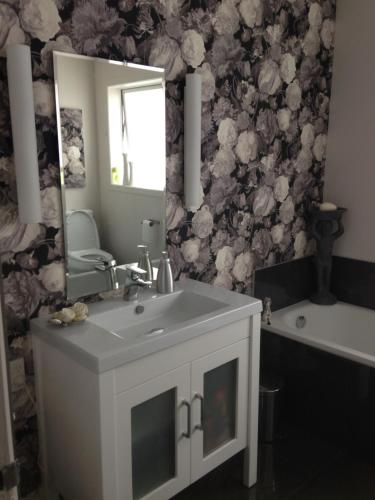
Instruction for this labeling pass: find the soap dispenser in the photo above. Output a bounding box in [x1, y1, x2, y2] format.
[137, 244, 153, 283]
[156, 251, 174, 294]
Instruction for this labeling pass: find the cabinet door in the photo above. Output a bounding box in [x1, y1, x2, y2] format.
[116, 365, 191, 500]
[190, 339, 249, 482]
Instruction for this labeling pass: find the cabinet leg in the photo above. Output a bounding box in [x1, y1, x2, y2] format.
[243, 314, 261, 488]
[243, 445, 257, 488]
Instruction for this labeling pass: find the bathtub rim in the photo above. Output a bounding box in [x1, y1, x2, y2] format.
[262, 300, 375, 369]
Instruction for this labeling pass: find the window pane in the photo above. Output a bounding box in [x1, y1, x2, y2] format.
[123, 86, 165, 191]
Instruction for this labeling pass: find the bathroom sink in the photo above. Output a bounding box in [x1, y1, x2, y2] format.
[88, 289, 227, 342]
[31, 279, 262, 372]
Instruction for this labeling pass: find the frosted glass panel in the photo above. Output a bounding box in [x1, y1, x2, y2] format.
[203, 360, 237, 456]
[131, 389, 176, 499]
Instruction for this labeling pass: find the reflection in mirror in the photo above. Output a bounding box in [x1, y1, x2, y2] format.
[53, 52, 166, 299]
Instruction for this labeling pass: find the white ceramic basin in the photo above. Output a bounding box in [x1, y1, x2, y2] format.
[31, 279, 262, 372]
[89, 290, 227, 342]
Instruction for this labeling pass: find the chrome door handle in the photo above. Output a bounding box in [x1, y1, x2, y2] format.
[181, 400, 191, 438]
[193, 393, 204, 431]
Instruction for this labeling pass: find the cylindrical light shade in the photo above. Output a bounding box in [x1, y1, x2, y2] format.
[7, 44, 42, 223]
[184, 73, 203, 212]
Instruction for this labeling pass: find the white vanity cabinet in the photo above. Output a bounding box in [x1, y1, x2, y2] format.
[32, 281, 261, 500]
[116, 338, 249, 500]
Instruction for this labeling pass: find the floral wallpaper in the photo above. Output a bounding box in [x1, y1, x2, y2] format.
[0, 0, 336, 495]
[60, 107, 86, 188]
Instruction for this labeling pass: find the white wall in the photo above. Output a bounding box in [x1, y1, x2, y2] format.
[324, 0, 375, 263]
[56, 56, 101, 224]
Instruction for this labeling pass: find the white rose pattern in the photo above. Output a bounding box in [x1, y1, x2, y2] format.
[258, 59, 282, 95]
[0, 4, 26, 56]
[280, 53, 296, 84]
[239, 0, 263, 28]
[235, 131, 258, 163]
[19, 0, 61, 42]
[37, 262, 65, 293]
[213, 0, 240, 36]
[181, 30, 205, 68]
[217, 118, 238, 148]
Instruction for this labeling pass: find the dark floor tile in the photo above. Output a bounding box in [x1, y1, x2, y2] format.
[255, 427, 342, 500]
[172, 453, 249, 500]
[173, 427, 344, 500]
[289, 453, 375, 500]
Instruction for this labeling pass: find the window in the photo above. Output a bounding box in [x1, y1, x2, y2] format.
[111, 84, 165, 191]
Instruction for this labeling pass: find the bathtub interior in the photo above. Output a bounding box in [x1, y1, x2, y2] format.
[264, 300, 375, 365]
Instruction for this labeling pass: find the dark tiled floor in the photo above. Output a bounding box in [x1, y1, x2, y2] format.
[173, 426, 375, 500]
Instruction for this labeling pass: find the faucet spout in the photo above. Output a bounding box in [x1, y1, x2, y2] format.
[261, 297, 272, 325]
[133, 276, 152, 287]
[123, 264, 152, 301]
[95, 258, 119, 290]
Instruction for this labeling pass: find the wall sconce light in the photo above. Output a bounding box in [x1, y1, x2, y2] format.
[184, 73, 203, 213]
[6, 44, 42, 224]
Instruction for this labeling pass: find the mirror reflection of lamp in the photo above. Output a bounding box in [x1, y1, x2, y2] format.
[6, 44, 42, 224]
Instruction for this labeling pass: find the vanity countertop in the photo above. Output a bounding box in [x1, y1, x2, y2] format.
[31, 279, 262, 373]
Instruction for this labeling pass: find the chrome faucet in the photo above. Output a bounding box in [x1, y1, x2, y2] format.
[262, 297, 272, 325]
[95, 258, 119, 290]
[123, 264, 152, 301]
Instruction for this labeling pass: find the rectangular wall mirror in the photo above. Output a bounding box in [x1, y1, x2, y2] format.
[53, 52, 166, 299]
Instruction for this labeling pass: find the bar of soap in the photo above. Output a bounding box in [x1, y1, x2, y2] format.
[319, 202, 337, 211]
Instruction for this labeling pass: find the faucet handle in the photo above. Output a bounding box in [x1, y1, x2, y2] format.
[95, 258, 117, 271]
[263, 296, 272, 307]
[262, 297, 272, 325]
[125, 263, 146, 276]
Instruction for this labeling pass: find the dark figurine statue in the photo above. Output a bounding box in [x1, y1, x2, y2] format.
[310, 206, 346, 305]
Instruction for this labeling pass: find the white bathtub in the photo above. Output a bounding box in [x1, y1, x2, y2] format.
[263, 300, 375, 369]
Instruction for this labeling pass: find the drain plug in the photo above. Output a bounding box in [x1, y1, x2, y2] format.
[145, 328, 165, 336]
[135, 305, 144, 314]
[296, 315, 306, 329]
